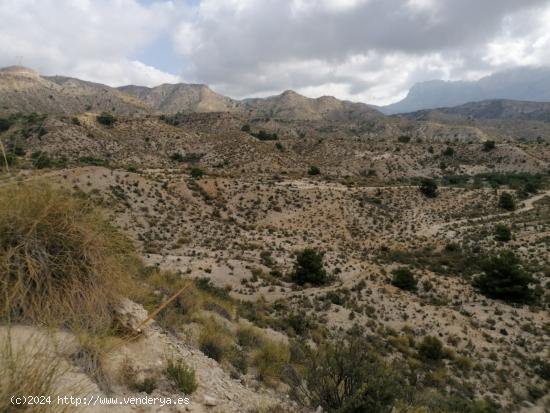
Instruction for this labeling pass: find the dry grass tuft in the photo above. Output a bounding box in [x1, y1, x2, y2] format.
[0, 183, 136, 331]
[0, 330, 73, 413]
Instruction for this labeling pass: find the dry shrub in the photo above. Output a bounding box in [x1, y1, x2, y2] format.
[134, 269, 236, 331]
[252, 338, 290, 385]
[0, 183, 136, 331]
[0, 331, 73, 413]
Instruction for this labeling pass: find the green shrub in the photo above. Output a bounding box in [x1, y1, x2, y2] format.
[165, 358, 197, 394]
[241, 124, 251, 132]
[290, 336, 407, 412]
[398, 135, 411, 143]
[474, 251, 535, 303]
[308, 165, 321, 176]
[0, 117, 13, 132]
[443, 147, 454, 156]
[419, 178, 438, 198]
[190, 167, 204, 179]
[494, 224, 511, 242]
[418, 336, 444, 361]
[96, 112, 116, 126]
[498, 192, 515, 211]
[78, 156, 108, 166]
[483, 141, 496, 151]
[292, 248, 328, 286]
[253, 340, 290, 384]
[31, 151, 52, 169]
[252, 130, 278, 141]
[170, 152, 185, 162]
[391, 267, 417, 292]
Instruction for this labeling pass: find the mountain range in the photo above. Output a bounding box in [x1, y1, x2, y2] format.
[3, 65, 550, 123]
[381, 66, 550, 114]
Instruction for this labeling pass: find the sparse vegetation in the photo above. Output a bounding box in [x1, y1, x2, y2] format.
[165, 357, 197, 394]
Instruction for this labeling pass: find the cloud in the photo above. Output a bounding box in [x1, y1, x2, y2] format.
[0, 0, 181, 86]
[1, 0, 550, 103]
[173, 0, 550, 104]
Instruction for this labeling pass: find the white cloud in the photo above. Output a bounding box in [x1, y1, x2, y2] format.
[0, 0, 181, 86]
[1, 0, 550, 103]
[172, 0, 550, 104]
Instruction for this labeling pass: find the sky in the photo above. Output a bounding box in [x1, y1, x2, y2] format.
[1, 0, 550, 105]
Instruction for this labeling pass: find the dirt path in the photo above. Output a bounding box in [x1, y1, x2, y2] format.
[419, 190, 550, 237]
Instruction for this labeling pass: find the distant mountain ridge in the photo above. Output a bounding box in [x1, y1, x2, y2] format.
[0, 65, 382, 121]
[401, 99, 550, 122]
[382, 66, 550, 114]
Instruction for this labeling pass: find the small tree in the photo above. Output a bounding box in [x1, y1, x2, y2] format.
[419, 178, 438, 198]
[498, 192, 515, 211]
[292, 248, 327, 286]
[442, 147, 454, 156]
[190, 167, 204, 179]
[96, 112, 116, 126]
[474, 251, 535, 303]
[290, 336, 406, 412]
[308, 165, 321, 176]
[494, 224, 512, 242]
[418, 336, 444, 361]
[391, 267, 417, 291]
[483, 141, 496, 151]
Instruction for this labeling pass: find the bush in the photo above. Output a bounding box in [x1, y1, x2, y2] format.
[96, 112, 116, 126]
[0, 183, 135, 331]
[494, 224, 511, 242]
[418, 336, 444, 361]
[498, 192, 515, 211]
[290, 336, 407, 412]
[474, 251, 535, 303]
[398, 135, 411, 143]
[308, 165, 321, 176]
[252, 130, 278, 141]
[483, 141, 496, 151]
[198, 318, 232, 362]
[391, 267, 417, 291]
[0, 117, 13, 133]
[170, 152, 185, 162]
[241, 124, 251, 132]
[291, 248, 327, 286]
[253, 340, 290, 384]
[443, 147, 454, 156]
[165, 358, 197, 394]
[419, 178, 438, 198]
[190, 167, 204, 179]
[31, 150, 52, 169]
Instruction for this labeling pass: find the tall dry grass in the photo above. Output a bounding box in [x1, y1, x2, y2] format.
[0, 330, 73, 413]
[0, 183, 137, 332]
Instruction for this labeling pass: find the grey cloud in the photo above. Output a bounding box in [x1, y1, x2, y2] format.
[175, 0, 550, 102]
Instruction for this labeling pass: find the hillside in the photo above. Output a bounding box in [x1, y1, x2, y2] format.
[0, 66, 150, 115]
[1, 67, 549, 413]
[243, 89, 383, 121]
[400, 99, 550, 122]
[118, 83, 243, 114]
